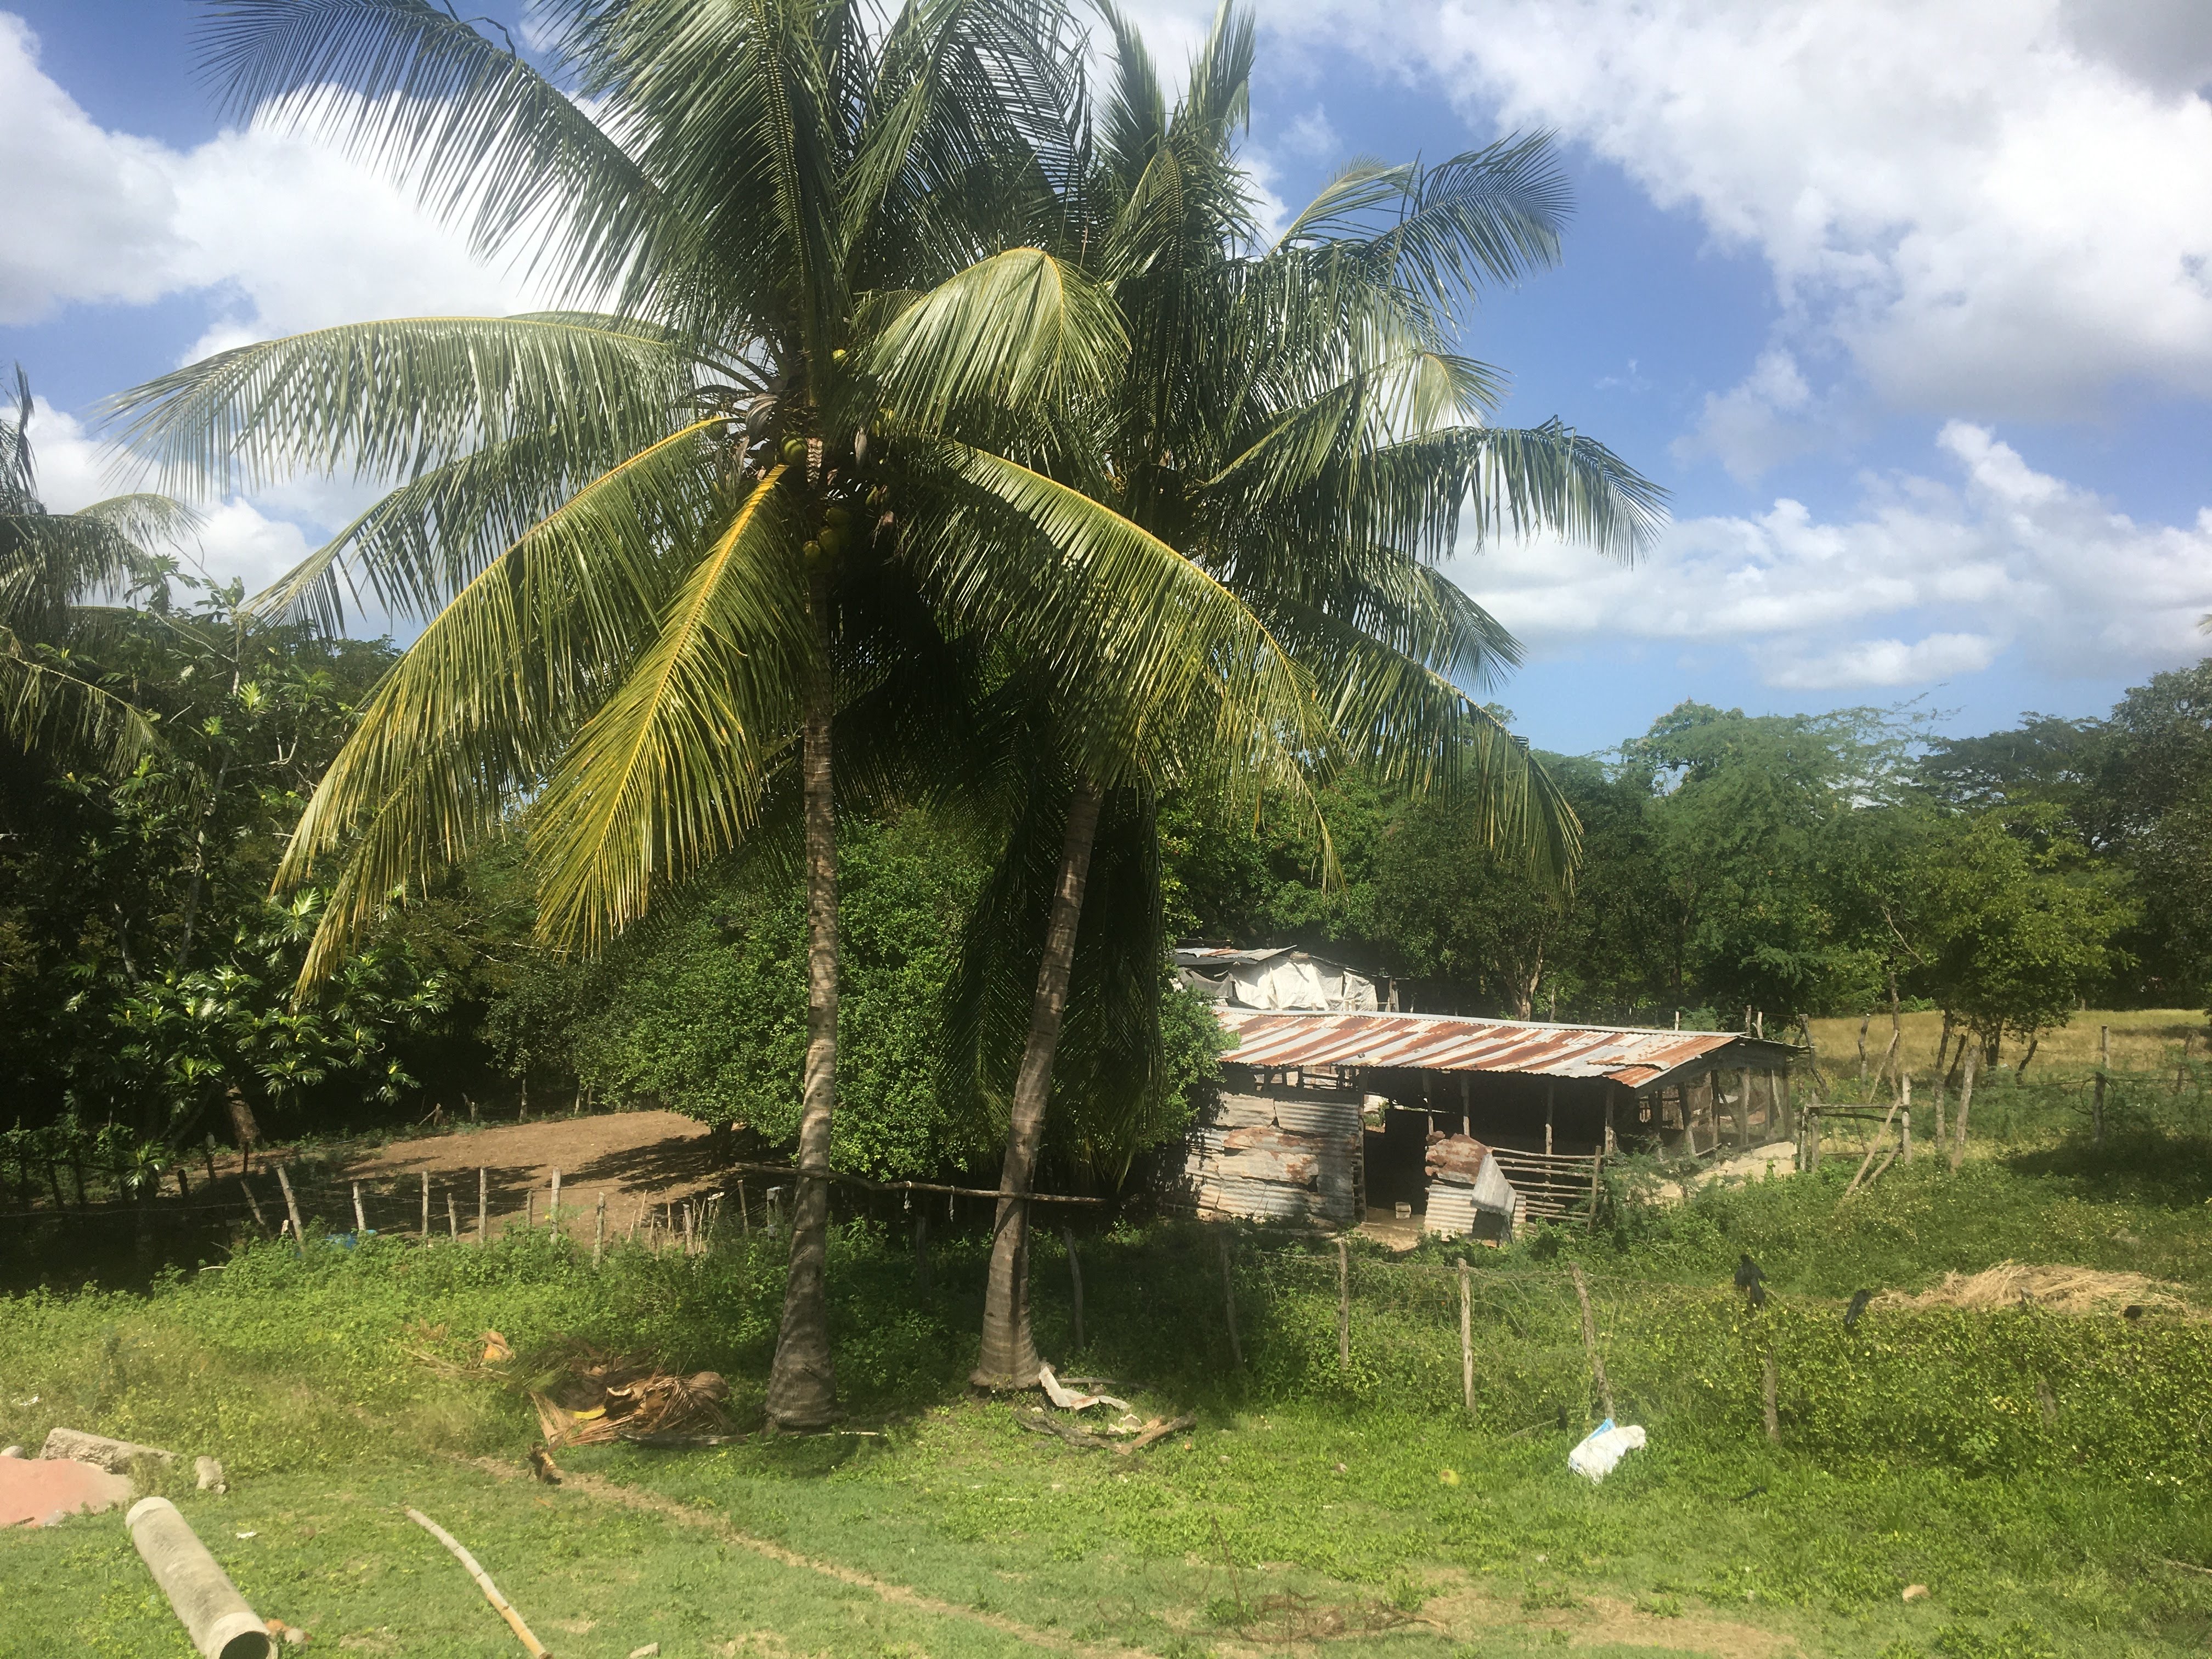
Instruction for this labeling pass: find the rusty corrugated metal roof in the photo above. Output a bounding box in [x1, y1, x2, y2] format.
[1216, 1007, 1780, 1086]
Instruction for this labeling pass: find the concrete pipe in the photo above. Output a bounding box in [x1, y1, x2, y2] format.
[126, 1496, 272, 1659]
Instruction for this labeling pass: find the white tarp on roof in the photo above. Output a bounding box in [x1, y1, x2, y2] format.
[1175, 947, 1379, 1012]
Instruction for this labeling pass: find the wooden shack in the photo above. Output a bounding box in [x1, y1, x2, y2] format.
[1181, 1008, 1799, 1234]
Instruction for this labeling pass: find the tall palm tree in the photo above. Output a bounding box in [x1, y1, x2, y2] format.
[1, 365, 188, 770]
[116, 0, 1323, 1428]
[871, 3, 1666, 1386]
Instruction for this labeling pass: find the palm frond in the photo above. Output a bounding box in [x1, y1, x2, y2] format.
[103, 314, 695, 497]
[275, 421, 728, 979]
[532, 465, 809, 954]
[916, 438, 1324, 789]
[0, 628, 162, 774]
[868, 247, 1127, 425]
[195, 0, 720, 314]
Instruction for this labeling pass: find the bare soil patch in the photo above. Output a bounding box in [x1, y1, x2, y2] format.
[340, 1111, 729, 1241]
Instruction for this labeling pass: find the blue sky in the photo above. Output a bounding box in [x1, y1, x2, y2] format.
[5, 0, 2211, 754]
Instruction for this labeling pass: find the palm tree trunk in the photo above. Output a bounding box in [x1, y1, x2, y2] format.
[765, 596, 840, 1430]
[972, 777, 1104, 1390]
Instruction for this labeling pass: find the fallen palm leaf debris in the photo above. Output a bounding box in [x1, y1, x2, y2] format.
[1017, 1408, 1195, 1453]
[1037, 1363, 1129, 1413]
[524, 1344, 732, 1448]
[1872, 1261, 2189, 1316]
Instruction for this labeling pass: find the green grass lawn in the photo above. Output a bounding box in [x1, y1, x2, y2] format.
[8, 1136, 2212, 1658]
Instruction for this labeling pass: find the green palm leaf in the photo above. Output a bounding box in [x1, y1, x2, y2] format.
[869, 247, 1128, 426]
[275, 420, 729, 977]
[532, 464, 809, 953]
[104, 314, 693, 497]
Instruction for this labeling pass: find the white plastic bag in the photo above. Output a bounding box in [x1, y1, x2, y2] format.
[1566, 1418, 1646, 1482]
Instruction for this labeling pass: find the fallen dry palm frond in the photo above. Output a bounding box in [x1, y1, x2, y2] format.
[1872, 1261, 2190, 1316]
[522, 1342, 732, 1447]
[1015, 1408, 1196, 1453]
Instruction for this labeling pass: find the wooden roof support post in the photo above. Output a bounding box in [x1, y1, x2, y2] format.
[1545, 1081, 1555, 1157]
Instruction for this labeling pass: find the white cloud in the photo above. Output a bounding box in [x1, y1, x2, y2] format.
[1141, 0, 2212, 423]
[1452, 424, 2212, 690]
[0, 14, 561, 346]
[1673, 349, 1838, 482]
[27, 397, 362, 605]
[0, 14, 183, 320]
[1761, 633, 2000, 692]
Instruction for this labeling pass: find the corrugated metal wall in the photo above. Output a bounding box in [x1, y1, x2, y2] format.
[1187, 1091, 1361, 1229]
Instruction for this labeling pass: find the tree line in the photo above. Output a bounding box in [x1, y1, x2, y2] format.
[1172, 682, 2209, 1075]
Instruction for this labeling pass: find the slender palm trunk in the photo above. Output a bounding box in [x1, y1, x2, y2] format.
[765, 591, 840, 1429]
[972, 778, 1103, 1389]
[1949, 1040, 1978, 1172]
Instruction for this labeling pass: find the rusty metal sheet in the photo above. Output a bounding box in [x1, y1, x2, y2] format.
[1216, 1008, 1762, 1084]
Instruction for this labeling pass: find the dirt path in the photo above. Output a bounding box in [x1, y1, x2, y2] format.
[340, 1111, 736, 1240]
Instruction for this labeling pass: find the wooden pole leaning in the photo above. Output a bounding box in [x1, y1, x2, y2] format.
[274, 1163, 305, 1255]
[1568, 1262, 1616, 1421]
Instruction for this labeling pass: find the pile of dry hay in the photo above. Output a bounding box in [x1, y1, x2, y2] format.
[526, 1344, 733, 1447]
[1872, 1261, 2189, 1316]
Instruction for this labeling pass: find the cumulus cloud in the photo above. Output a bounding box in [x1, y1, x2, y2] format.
[0, 14, 561, 346]
[27, 397, 372, 609]
[1452, 424, 2212, 690]
[1132, 0, 2212, 425]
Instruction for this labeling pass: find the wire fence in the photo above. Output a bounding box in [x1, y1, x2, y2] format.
[6, 1160, 2210, 1487]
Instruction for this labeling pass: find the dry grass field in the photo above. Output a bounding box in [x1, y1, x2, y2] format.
[1804, 1007, 2208, 1082]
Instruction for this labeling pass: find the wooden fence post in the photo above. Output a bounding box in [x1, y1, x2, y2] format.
[525, 1189, 534, 1231]
[241, 1180, 271, 1235]
[1458, 1259, 1474, 1414]
[1336, 1237, 1351, 1373]
[1062, 1226, 1085, 1352]
[1568, 1263, 1616, 1421]
[2093, 1025, 2109, 1147]
[420, 1171, 430, 1239]
[1900, 1108, 1912, 1164]
[549, 1169, 561, 1228]
[1762, 1352, 1780, 1444]
[1218, 1232, 1243, 1370]
[446, 1193, 460, 1241]
[352, 1182, 368, 1234]
[476, 1167, 487, 1244]
[737, 1181, 751, 1236]
[1737, 1068, 1752, 1150]
[594, 1193, 606, 1265]
[274, 1164, 305, 1254]
[683, 1201, 695, 1258]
